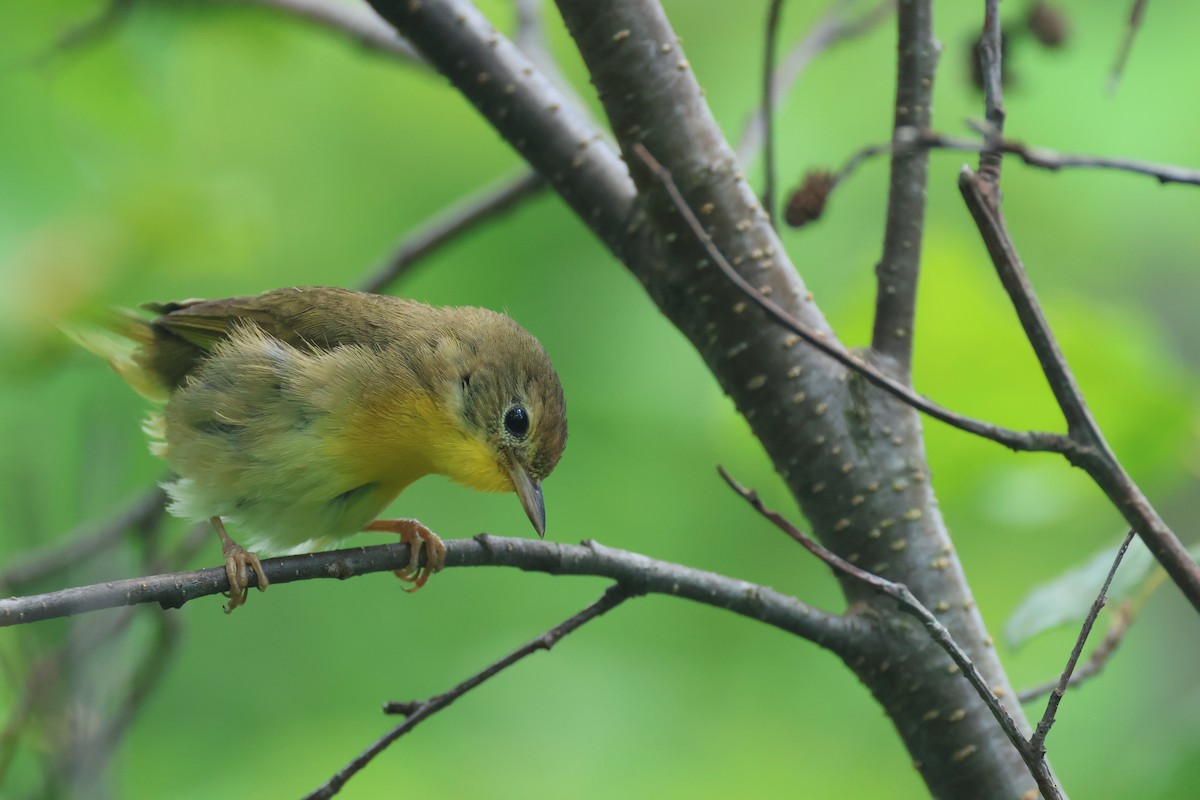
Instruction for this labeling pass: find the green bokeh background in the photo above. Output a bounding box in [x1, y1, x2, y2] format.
[3, 1, 1199, 797]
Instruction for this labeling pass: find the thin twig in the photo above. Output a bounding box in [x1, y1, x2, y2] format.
[0, 518, 200, 788]
[303, 585, 632, 799]
[632, 142, 1075, 456]
[1018, 599, 1134, 704]
[834, 129, 1200, 188]
[737, 0, 894, 162]
[761, 0, 786, 225]
[1108, 0, 1149, 94]
[976, 0, 1006, 190]
[511, 0, 594, 123]
[1020, 565, 1167, 705]
[959, 168, 1200, 614]
[0, 486, 166, 591]
[359, 169, 546, 293]
[215, 0, 425, 64]
[31, 0, 135, 64]
[58, 612, 182, 787]
[716, 467, 1063, 800]
[1030, 529, 1136, 754]
[0, 607, 142, 785]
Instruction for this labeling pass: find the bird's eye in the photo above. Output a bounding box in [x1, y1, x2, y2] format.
[461, 374, 471, 390]
[504, 405, 530, 439]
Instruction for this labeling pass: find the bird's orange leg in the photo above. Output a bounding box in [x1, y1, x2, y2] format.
[363, 518, 446, 592]
[212, 516, 268, 613]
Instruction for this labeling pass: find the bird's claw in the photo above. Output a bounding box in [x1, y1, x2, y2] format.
[212, 517, 268, 613]
[364, 518, 446, 592]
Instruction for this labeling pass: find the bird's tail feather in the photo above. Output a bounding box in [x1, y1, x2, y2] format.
[59, 309, 168, 402]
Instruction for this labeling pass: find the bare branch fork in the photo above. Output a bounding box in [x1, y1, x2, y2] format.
[1030, 530, 1136, 756]
[635, 119, 1200, 614]
[717, 468, 1064, 800]
[975, 6, 1185, 615]
[632, 142, 1073, 457]
[1017, 598, 1136, 704]
[303, 584, 633, 799]
[957, 170, 1200, 611]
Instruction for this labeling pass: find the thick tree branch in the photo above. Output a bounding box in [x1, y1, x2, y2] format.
[0, 536, 854, 652]
[304, 584, 632, 799]
[869, 0, 938, 378]
[542, 3, 1039, 794]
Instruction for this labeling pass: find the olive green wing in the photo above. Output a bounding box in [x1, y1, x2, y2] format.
[141, 287, 420, 390]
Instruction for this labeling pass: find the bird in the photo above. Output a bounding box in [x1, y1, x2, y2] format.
[65, 286, 568, 611]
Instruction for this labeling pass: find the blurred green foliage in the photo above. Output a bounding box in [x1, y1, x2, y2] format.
[2, 1, 1199, 797]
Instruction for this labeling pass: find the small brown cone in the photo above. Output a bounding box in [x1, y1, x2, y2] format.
[784, 170, 837, 229]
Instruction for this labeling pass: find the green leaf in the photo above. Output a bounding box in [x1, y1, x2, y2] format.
[1004, 533, 1157, 648]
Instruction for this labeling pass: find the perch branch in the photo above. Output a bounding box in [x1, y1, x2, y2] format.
[303, 584, 632, 799]
[0, 536, 854, 652]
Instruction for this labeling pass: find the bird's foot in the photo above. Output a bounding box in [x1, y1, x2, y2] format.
[364, 518, 446, 592]
[212, 517, 269, 613]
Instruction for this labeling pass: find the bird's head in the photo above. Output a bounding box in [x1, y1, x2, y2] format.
[443, 311, 567, 537]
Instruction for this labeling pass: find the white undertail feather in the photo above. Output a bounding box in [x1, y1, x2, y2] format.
[143, 414, 168, 458]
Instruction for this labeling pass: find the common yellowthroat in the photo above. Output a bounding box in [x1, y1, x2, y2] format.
[67, 287, 568, 610]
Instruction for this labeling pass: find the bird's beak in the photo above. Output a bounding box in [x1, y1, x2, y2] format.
[508, 463, 545, 538]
